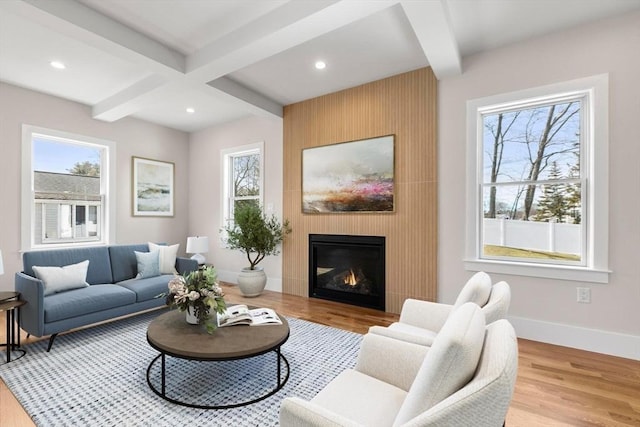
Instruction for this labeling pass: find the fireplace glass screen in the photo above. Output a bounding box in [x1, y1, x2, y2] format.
[309, 234, 385, 310]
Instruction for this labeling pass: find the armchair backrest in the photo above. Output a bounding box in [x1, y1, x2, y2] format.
[394, 303, 486, 425]
[482, 281, 511, 324]
[401, 319, 518, 427]
[452, 271, 492, 310]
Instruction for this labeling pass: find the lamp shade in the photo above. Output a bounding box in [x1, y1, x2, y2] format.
[186, 236, 209, 254]
[0, 249, 3, 275]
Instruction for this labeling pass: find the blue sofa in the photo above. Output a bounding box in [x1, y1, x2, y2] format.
[15, 244, 197, 351]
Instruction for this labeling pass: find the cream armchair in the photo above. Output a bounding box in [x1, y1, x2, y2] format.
[279, 303, 518, 427]
[370, 272, 511, 346]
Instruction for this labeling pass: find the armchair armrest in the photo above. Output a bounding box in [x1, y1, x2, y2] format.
[14, 272, 46, 337]
[280, 397, 365, 427]
[399, 299, 453, 332]
[175, 257, 198, 275]
[355, 333, 429, 391]
[368, 325, 436, 347]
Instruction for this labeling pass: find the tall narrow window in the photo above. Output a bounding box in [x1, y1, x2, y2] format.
[465, 75, 609, 283]
[221, 142, 264, 227]
[22, 126, 115, 249]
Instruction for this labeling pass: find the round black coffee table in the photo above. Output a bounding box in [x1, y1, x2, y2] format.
[146, 308, 290, 409]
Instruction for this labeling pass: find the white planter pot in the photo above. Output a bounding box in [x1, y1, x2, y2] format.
[185, 306, 198, 324]
[237, 267, 267, 297]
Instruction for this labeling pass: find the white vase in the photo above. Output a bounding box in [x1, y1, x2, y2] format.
[237, 267, 267, 297]
[185, 305, 199, 324]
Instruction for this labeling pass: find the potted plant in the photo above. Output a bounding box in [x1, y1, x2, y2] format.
[224, 203, 291, 296]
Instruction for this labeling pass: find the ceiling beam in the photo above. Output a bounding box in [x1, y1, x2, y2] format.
[401, 0, 461, 79]
[207, 77, 283, 119]
[18, 0, 185, 76]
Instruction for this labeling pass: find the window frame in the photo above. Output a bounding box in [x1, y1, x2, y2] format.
[220, 142, 264, 229]
[21, 125, 116, 250]
[464, 75, 610, 283]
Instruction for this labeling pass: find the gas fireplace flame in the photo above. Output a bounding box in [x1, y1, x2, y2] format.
[344, 269, 357, 286]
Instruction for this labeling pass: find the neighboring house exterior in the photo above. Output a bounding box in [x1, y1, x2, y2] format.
[34, 171, 101, 245]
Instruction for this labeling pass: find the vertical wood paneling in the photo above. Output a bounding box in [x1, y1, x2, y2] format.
[282, 67, 437, 313]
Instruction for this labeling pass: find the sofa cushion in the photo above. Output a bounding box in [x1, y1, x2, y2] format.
[393, 303, 486, 425]
[117, 274, 173, 302]
[135, 250, 160, 279]
[33, 260, 90, 296]
[44, 284, 136, 323]
[148, 242, 179, 274]
[312, 369, 407, 427]
[109, 244, 150, 282]
[23, 246, 113, 285]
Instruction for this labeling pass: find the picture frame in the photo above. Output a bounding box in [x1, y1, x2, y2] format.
[302, 135, 395, 213]
[132, 156, 175, 217]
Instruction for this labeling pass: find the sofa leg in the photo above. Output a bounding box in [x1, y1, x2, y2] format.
[46, 333, 58, 352]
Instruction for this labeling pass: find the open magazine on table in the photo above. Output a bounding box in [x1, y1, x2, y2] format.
[217, 304, 282, 327]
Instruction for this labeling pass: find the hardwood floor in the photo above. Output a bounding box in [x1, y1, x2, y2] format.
[2, 284, 639, 426]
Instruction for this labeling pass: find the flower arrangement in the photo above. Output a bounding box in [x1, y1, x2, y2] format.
[164, 266, 226, 333]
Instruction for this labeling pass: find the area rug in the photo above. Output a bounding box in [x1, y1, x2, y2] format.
[0, 310, 362, 426]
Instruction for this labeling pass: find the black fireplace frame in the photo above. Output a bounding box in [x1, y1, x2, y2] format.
[308, 234, 385, 311]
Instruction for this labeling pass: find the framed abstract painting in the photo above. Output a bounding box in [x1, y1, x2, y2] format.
[302, 135, 395, 213]
[132, 156, 174, 217]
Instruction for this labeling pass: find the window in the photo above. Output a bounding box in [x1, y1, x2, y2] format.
[221, 142, 264, 227]
[465, 75, 610, 283]
[22, 126, 116, 249]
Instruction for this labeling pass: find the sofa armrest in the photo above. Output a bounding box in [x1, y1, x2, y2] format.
[399, 299, 453, 332]
[355, 333, 429, 391]
[280, 397, 364, 427]
[15, 272, 46, 337]
[175, 257, 198, 275]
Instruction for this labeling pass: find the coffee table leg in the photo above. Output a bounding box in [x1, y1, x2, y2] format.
[277, 347, 281, 386]
[161, 353, 166, 396]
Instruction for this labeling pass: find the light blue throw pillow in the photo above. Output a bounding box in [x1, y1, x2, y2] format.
[135, 250, 160, 279]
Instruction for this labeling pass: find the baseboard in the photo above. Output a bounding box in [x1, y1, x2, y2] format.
[508, 316, 640, 360]
[216, 269, 283, 293]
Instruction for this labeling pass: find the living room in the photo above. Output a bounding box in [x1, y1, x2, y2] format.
[1, 1, 639, 426]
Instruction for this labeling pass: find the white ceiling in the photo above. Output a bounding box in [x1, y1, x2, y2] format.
[1, 0, 638, 133]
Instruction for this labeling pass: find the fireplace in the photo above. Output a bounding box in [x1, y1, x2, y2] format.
[309, 234, 385, 311]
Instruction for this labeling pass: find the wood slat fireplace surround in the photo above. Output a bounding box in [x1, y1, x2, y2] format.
[282, 67, 438, 314]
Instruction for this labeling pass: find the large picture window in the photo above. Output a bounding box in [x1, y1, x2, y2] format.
[465, 75, 610, 283]
[22, 126, 116, 249]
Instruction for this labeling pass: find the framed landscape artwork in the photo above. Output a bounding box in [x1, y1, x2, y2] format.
[132, 157, 174, 217]
[302, 135, 395, 213]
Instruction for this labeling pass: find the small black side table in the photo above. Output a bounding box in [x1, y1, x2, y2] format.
[0, 292, 26, 364]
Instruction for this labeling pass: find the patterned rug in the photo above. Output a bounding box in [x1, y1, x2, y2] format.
[0, 310, 362, 426]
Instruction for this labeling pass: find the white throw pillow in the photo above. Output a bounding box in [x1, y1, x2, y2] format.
[33, 260, 90, 296]
[148, 242, 179, 274]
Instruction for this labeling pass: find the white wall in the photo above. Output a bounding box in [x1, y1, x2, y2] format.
[0, 83, 190, 291]
[188, 116, 284, 291]
[439, 12, 640, 359]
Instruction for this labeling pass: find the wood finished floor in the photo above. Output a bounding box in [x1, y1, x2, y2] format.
[1, 283, 639, 426]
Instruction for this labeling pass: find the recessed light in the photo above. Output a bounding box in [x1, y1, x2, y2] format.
[315, 61, 326, 70]
[186, 108, 195, 114]
[50, 61, 66, 70]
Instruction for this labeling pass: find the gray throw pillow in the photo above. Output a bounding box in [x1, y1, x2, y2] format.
[135, 250, 160, 279]
[33, 260, 90, 296]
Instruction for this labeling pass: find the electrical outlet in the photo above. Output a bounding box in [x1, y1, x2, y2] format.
[577, 287, 591, 303]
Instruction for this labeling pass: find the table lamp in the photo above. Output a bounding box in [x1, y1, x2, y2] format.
[186, 236, 209, 265]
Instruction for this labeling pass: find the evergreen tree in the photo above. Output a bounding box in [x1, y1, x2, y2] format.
[534, 161, 567, 222]
[565, 142, 581, 224]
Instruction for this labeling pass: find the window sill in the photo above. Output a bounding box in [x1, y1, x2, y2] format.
[464, 259, 611, 284]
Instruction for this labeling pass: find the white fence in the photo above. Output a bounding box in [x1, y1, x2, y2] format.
[483, 218, 581, 255]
